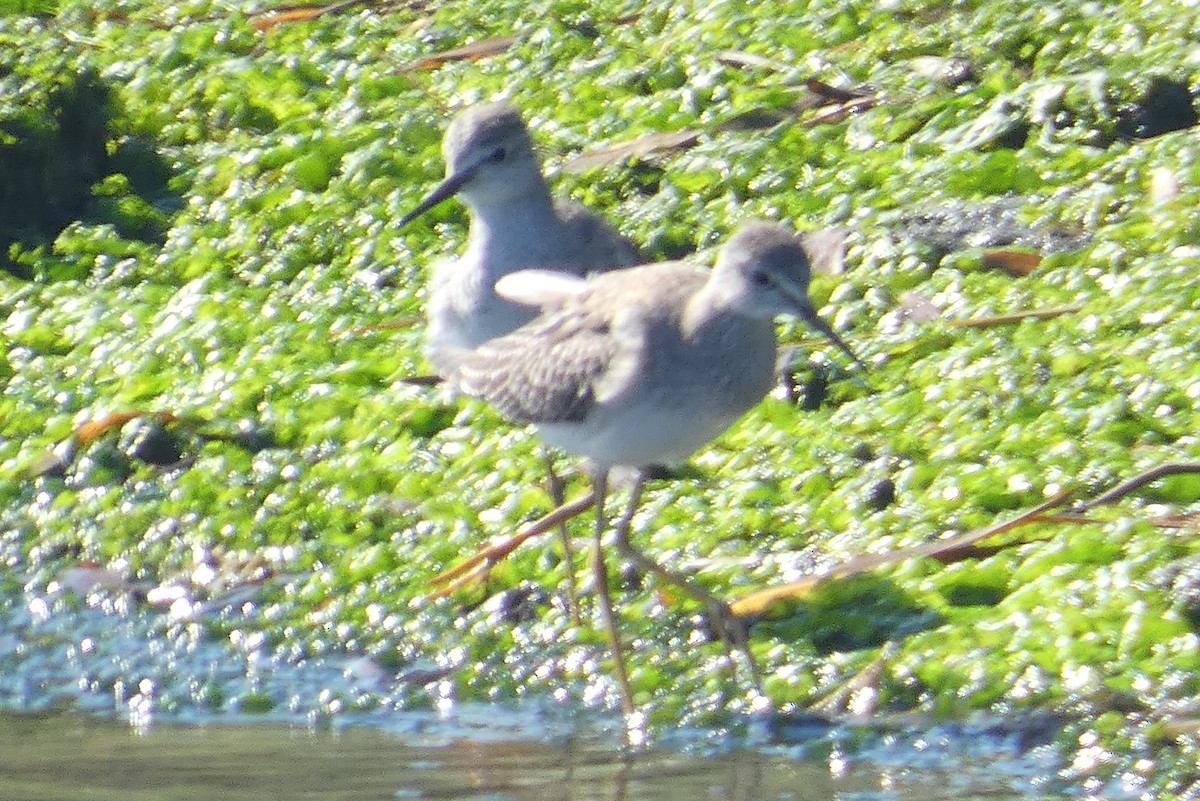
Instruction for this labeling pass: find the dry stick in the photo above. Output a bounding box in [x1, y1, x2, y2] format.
[1076, 463, 1200, 511]
[249, 0, 375, 25]
[733, 462, 1200, 616]
[730, 490, 1076, 618]
[431, 459, 1198, 600]
[428, 488, 597, 593]
[351, 316, 424, 336]
[308, 0, 376, 18]
[948, 305, 1083, 329]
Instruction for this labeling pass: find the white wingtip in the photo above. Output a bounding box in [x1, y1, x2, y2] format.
[494, 269, 589, 308]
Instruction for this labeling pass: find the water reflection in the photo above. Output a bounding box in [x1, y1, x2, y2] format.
[0, 712, 1065, 801]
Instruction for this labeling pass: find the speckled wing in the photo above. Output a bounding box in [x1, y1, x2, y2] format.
[431, 304, 629, 425]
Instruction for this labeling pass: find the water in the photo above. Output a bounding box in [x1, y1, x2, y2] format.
[0, 710, 1068, 801]
[0, 597, 1077, 800]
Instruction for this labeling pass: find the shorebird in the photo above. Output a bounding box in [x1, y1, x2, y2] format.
[431, 220, 864, 719]
[399, 101, 643, 615]
[397, 100, 642, 350]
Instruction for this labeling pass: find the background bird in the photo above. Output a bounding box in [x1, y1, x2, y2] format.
[399, 101, 644, 619]
[398, 101, 642, 351]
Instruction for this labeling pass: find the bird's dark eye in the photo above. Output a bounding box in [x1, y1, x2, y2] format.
[751, 271, 771, 287]
[490, 147, 507, 162]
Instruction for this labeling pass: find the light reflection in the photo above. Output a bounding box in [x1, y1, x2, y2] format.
[848, 685, 878, 717]
[168, 597, 198, 622]
[27, 596, 50, 622]
[829, 747, 848, 778]
[625, 709, 648, 748]
[435, 679, 455, 715]
[128, 678, 156, 735]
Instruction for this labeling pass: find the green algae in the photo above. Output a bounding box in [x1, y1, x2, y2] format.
[1, 0, 1199, 796]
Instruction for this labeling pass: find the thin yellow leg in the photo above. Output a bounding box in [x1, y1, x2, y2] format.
[589, 470, 636, 721]
[610, 473, 763, 695]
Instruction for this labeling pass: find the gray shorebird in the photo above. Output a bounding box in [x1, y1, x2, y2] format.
[399, 102, 642, 616]
[398, 101, 641, 350]
[432, 220, 864, 719]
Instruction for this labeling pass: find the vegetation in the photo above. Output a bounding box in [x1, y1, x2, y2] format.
[2, 0, 1199, 795]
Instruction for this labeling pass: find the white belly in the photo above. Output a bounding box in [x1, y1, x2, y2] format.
[537, 399, 751, 468]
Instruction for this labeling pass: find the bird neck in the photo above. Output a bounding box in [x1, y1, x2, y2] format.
[463, 187, 563, 277]
[463, 178, 557, 229]
[681, 277, 740, 339]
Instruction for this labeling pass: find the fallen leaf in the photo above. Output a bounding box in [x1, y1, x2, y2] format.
[75, 410, 179, 447]
[347, 315, 424, 336]
[192, 582, 269, 617]
[24, 439, 75, 479]
[1162, 717, 1200, 737]
[1150, 167, 1181, 204]
[404, 35, 519, 70]
[1149, 511, 1200, 530]
[146, 584, 190, 607]
[981, 248, 1043, 276]
[398, 660, 459, 685]
[251, 8, 325, 29]
[936, 96, 1028, 152]
[560, 129, 701, 173]
[898, 291, 942, 323]
[803, 227, 848, 275]
[54, 565, 130, 597]
[715, 49, 794, 73]
[811, 642, 896, 717]
[399, 373, 444, 387]
[86, 9, 173, 30]
[716, 106, 805, 132]
[804, 94, 880, 126]
[908, 56, 975, 88]
[805, 78, 872, 104]
[249, 0, 374, 31]
[343, 656, 388, 686]
[948, 305, 1082, 329]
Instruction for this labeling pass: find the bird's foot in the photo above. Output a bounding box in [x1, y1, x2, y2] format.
[703, 597, 763, 695]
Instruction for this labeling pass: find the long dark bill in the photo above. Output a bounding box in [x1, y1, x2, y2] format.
[396, 162, 482, 229]
[799, 306, 868, 372]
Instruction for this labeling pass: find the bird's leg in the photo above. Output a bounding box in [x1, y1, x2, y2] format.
[543, 449, 583, 624]
[610, 473, 763, 695]
[589, 470, 637, 722]
[775, 345, 800, 404]
[428, 488, 596, 595]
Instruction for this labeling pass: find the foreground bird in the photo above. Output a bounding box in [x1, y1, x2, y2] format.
[399, 101, 643, 615]
[398, 100, 641, 350]
[432, 220, 864, 719]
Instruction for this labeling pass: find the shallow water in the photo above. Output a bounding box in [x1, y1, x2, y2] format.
[0, 710, 1070, 801]
[0, 592, 1081, 799]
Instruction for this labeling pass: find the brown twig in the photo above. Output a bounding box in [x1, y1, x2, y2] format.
[1077, 463, 1200, 511]
[805, 79, 873, 103]
[249, 0, 377, 30]
[428, 489, 597, 595]
[347, 316, 423, 336]
[948, 305, 1083, 329]
[730, 490, 1075, 618]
